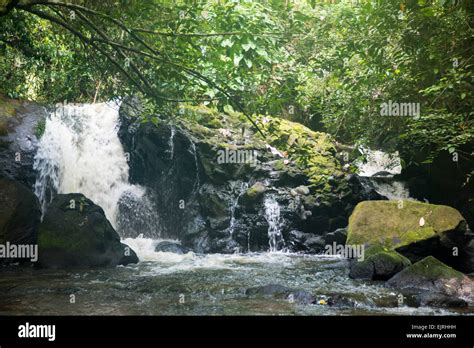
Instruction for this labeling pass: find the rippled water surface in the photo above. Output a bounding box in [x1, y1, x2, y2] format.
[1, 238, 472, 316]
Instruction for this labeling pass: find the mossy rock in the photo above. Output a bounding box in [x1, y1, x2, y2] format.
[245, 182, 266, 199]
[349, 245, 411, 280]
[256, 116, 343, 190]
[0, 94, 22, 136]
[346, 200, 466, 250]
[38, 193, 138, 268]
[386, 256, 474, 298]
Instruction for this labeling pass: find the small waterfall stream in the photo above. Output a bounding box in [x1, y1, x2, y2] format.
[168, 126, 175, 160]
[357, 147, 412, 201]
[228, 181, 249, 235]
[264, 195, 284, 252]
[33, 102, 158, 235]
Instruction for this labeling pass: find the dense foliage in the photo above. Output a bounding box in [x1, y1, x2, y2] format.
[0, 0, 472, 172]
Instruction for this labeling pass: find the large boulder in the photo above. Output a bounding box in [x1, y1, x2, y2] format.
[38, 193, 138, 268]
[0, 176, 41, 263]
[349, 246, 411, 280]
[118, 99, 377, 253]
[346, 200, 473, 272]
[386, 256, 474, 299]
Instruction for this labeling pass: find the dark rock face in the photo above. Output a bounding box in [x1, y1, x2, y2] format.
[118, 99, 376, 253]
[0, 95, 47, 188]
[0, 176, 41, 263]
[118, 99, 205, 242]
[38, 193, 138, 268]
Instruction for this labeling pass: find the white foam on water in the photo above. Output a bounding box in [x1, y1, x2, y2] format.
[121, 236, 319, 275]
[357, 147, 402, 177]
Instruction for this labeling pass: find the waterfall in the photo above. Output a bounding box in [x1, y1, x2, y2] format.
[357, 147, 402, 177]
[356, 147, 412, 201]
[33, 101, 158, 235]
[264, 195, 284, 252]
[370, 179, 411, 200]
[228, 181, 249, 235]
[189, 140, 200, 191]
[168, 126, 175, 160]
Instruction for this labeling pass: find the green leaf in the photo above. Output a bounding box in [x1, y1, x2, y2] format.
[233, 54, 243, 67]
[221, 39, 234, 48]
[223, 104, 235, 114]
[242, 41, 256, 52]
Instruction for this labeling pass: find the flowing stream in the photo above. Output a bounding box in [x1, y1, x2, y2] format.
[1, 104, 470, 316]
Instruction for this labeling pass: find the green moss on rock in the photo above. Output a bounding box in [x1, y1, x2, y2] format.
[398, 255, 463, 280]
[256, 116, 343, 190]
[0, 94, 21, 136]
[386, 256, 474, 298]
[349, 245, 411, 280]
[346, 200, 465, 249]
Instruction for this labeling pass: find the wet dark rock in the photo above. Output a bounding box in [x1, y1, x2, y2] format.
[349, 246, 411, 280]
[38, 193, 138, 268]
[0, 94, 47, 187]
[386, 256, 474, 298]
[327, 294, 358, 307]
[303, 235, 326, 253]
[323, 227, 347, 245]
[412, 292, 468, 308]
[346, 174, 385, 201]
[154, 241, 190, 254]
[0, 176, 41, 264]
[118, 99, 384, 253]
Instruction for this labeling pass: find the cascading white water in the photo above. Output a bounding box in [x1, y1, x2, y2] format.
[370, 180, 411, 200]
[33, 101, 157, 233]
[264, 195, 284, 252]
[357, 147, 402, 177]
[356, 147, 413, 201]
[189, 140, 200, 190]
[168, 126, 175, 159]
